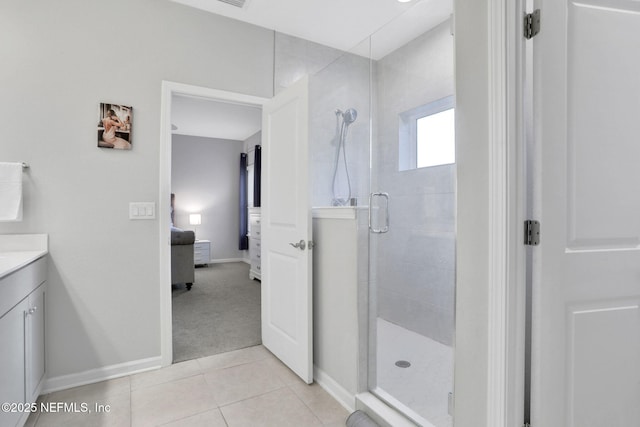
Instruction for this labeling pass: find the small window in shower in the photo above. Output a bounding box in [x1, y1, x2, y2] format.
[416, 107, 455, 168]
[398, 95, 455, 171]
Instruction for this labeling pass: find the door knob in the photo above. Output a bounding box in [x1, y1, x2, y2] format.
[289, 240, 306, 250]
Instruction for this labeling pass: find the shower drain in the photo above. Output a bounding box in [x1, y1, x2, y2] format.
[395, 360, 411, 368]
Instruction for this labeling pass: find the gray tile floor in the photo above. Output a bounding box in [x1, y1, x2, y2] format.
[26, 345, 349, 427]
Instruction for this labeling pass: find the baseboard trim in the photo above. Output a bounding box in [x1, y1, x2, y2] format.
[43, 356, 162, 394]
[313, 365, 356, 413]
[209, 258, 249, 264]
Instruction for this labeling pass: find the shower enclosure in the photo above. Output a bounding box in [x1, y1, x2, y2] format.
[368, 13, 455, 425]
[303, 1, 455, 425]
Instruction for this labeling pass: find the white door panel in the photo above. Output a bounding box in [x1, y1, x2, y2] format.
[566, 0, 640, 250]
[262, 76, 313, 384]
[534, 0, 640, 425]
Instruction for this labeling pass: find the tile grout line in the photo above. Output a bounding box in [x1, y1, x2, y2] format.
[284, 382, 327, 426]
[153, 406, 229, 427]
[214, 383, 290, 409]
[130, 370, 203, 392]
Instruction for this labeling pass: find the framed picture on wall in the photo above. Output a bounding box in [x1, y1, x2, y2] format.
[97, 103, 132, 150]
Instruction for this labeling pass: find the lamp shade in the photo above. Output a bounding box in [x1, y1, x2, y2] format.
[189, 213, 202, 225]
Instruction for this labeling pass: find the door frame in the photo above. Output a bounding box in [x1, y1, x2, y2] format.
[159, 81, 268, 366]
[486, 0, 527, 425]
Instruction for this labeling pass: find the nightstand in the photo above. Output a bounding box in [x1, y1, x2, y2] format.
[194, 240, 211, 266]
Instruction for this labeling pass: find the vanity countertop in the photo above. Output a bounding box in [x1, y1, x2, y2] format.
[0, 234, 48, 280]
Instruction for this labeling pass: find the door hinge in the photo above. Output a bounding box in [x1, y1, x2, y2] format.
[524, 9, 541, 39]
[524, 220, 540, 246]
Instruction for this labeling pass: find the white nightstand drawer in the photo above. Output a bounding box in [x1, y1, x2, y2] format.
[194, 240, 210, 265]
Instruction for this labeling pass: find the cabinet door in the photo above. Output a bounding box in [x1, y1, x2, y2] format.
[26, 284, 45, 403]
[0, 300, 27, 427]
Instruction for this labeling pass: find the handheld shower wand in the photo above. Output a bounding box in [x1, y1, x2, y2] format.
[332, 108, 358, 206]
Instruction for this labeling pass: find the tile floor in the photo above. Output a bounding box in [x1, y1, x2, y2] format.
[25, 345, 349, 427]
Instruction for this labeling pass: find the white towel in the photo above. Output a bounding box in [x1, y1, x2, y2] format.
[0, 162, 23, 222]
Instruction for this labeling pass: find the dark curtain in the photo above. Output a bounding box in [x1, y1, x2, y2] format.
[254, 145, 261, 207]
[239, 153, 248, 250]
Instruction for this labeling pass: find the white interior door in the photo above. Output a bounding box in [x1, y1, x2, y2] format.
[261, 76, 313, 384]
[533, 1, 640, 425]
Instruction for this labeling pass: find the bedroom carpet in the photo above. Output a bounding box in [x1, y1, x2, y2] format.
[172, 262, 261, 363]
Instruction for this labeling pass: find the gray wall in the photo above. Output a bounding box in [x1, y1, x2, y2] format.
[172, 135, 246, 261]
[0, 0, 274, 380]
[244, 131, 262, 153]
[373, 20, 455, 345]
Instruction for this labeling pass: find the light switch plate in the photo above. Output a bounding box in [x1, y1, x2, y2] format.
[130, 202, 156, 220]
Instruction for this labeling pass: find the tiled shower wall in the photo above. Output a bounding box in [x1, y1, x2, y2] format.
[308, 48, 370, 207]
[274, 33, 371, 208]
[372, 20, 455, 346]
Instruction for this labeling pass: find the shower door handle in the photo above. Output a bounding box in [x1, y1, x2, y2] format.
[369, 192, 389, 234]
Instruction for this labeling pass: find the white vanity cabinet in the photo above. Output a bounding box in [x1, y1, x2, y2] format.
[0, 254, 47, 427]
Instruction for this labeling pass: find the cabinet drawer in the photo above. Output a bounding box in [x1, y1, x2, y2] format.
[249, 238, 261, 253]
[194, 248, 210, 257]
[194, 241, 210, 265]
[251, 254, 261, 266]
[194, 252, 209, 264]
[249, 215, 261, 228]
[194, 241, 210, 251]
[249, 216, 261, 237]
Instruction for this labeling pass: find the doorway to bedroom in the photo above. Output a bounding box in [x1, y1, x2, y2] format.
[169, 93, 264, 363]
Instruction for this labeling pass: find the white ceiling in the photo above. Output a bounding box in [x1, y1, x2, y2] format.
[170, 0, 453, 140]
[171, 95, 262, 141]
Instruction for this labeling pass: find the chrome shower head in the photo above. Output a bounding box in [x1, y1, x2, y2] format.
[342, 108, 357, 125]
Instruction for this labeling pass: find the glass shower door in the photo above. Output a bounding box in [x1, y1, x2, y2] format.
[368, 10, 456, 427]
